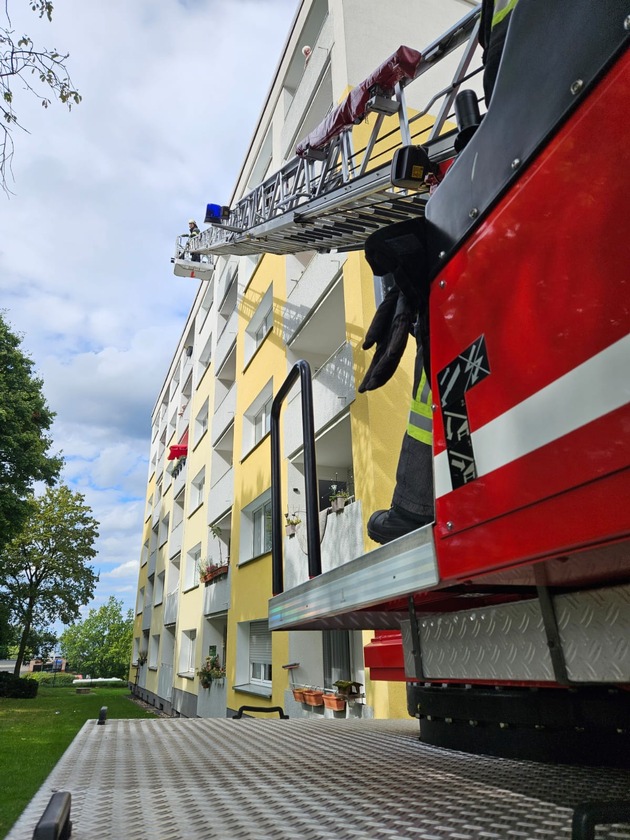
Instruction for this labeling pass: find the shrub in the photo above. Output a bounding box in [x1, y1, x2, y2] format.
[0, 672, 39, 698]
[27, 672, 76, 687]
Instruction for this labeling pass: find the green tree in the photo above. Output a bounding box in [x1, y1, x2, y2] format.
[60, 596, 133, 679]
[0, 484, 99, 675]
[1, 1, 81, 191]
[0, 313, 63, 553]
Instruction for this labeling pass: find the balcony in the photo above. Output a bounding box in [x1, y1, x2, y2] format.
[281, 14, 333, 157]
[215, 309, 238, 372]
[203, 567, 231, 617]
[141, 604, 152, 632]
[207, 466, 234, 524]
[284, 254, 346, 345]
[212, 383, 236, 446]
[285, 341, 355, 456]
[163, 591, 178, 627]
[169, 521, 183, 559]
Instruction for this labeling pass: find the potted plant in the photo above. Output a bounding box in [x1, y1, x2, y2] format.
[322, 692, 346, 711]
[136, 651, 148, 667]
[197, 655, 225, 689]
[198, 559, 229, 584]
[302, 688, 325, 706]
[291, 686, 308, 702]
[285, 513, 301, 537]
[329, 485, 351, 513]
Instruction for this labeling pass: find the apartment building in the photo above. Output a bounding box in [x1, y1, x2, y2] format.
[130, 0, 481, 719]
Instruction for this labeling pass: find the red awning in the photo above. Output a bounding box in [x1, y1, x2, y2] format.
[168, 444, 188, 460]
[295, 45, 422, 158]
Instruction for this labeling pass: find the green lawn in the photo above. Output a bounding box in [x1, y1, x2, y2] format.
[0, 685, 157, 839]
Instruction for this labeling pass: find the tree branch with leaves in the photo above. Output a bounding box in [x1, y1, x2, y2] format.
[1, 0, 81, 191]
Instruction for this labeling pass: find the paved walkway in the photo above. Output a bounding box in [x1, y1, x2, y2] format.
[7, 717, 630, 839]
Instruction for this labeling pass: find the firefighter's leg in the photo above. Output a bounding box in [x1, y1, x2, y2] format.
[367, 338, 434, 544]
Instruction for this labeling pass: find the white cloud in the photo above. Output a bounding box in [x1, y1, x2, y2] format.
[0, 0, 300, 615]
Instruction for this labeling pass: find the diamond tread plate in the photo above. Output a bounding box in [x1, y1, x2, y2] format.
[6, 718, 630, 840]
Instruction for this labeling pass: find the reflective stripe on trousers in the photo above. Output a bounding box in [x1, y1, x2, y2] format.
[407, 367, 432, 445]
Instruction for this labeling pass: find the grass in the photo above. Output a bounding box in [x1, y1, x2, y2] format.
[0, 684, 157, 839]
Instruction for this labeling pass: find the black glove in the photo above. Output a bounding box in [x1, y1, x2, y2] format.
[359, 288, 415, 392]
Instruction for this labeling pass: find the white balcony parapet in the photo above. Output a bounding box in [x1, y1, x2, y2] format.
[207, 466, 234, 525]
[163, 591, 178, 627]
[157, 663, 173, 703]
[215, 309, 238, 372]
[212, 383, 236, 445]
[285, 341, 355, 456]
[203, 568, 231, 617]
[281, 14, 333, 158]
[169, 522, 183, 559]
[284, 254, 346, 345]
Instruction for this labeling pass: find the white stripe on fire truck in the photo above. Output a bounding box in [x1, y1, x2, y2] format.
[434, 332, 630, 499]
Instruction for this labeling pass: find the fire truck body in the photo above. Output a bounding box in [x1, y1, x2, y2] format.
[266, 0, 630, 766]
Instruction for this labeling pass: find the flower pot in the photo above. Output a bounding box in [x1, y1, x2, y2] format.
[322, 694, 346, 712]
[292, 687, 307, 702]
[202, 564, 229, 585]
[285, 524, 296, 538]
[302, 689, 324, 707]
[330, 497, 346, 513]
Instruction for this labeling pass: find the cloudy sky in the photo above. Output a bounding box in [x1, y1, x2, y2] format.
[0, 0, 299, 617]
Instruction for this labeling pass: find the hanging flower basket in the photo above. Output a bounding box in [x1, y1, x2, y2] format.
[302, 689, 324, 707]
[285, 524, 297, 538]
[322, 694, 346, 712]
[292, 687, 308, 702]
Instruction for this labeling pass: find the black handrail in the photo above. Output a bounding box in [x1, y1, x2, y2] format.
[271, 360, 321, 595]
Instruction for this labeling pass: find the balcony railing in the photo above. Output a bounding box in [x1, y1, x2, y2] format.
[163, 591, 178, 626]
[285, 341, 355, 455]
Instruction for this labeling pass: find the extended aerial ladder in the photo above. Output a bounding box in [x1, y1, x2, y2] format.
[177, 7, 482, 263]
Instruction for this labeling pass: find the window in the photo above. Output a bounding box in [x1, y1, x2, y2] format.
[185, 543, 201, 590]
[249, 621, 272, 685]
[132, 637, 140, 664]
[189, 468, 205, 513]
[141, 539, 149, 566]
[244, 285, 273, 364]
[136, 587, 144, 615]
[178, 629, 197, 675]
[253, 499, 272, 558]
[149, 634, 160, 669]
[253, 396, 272, 444]
[242, 380, 273, 456]
[194, 399, 209, 446]
[323, 630, 351, 690]
[240, 491, 272, 563]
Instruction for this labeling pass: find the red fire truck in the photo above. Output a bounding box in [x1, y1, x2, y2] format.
[198, 0, 630, 771]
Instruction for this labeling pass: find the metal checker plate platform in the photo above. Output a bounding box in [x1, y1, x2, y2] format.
[7, 718, 630, 840]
